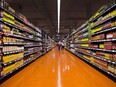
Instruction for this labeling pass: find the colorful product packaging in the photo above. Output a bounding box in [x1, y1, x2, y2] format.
[106, 31, 116, 39]
[102, 22, 111, 29]
[104, 42, 112, 50]
[105, 53, 113, 60]
[112, 54, 116, 62]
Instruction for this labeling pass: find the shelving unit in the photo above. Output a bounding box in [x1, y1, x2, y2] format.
[0, 0, 54, 80]
[41, 31, 54, 54]
[65, 2, 116, 78]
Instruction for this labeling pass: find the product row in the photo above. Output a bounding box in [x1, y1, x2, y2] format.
[92, 9, 116, 28]
[75, 51, 116, 75]
[0, 0, 38, 30]
[0, 23, 41, 41]
[0, 51, 42, 77]
[91, 21, 116, 34]
[75, 48, 116, 62]
[76, 41, 116, 50]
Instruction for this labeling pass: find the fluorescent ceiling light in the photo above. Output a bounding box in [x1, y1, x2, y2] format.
[57, 0, 61, 34]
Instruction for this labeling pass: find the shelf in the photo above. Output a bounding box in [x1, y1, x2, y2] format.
[69, 47, 75, 49]
[91, 4, 116, 22]
[77, 23, 88, 32]
[24, 50, 41, 57]
[3, 33, 23, 39]
[70, 23, 88, 36]
[0, 65, 23, 80]
[24, 45, 39, 48]
[94, 56, 116, 64]
[34, 29, 42, 34]
[88, 48, 116, 53]
[0, 19, 34, 35]
[3, 50, 24, 55]
[0, 19, 18, 29]
[0, 54, 42, 80]
[3, 57, 24, 66]
[78, 35, 88, 40]
[21, 54, 41, 71]
[76, 50, 116, 64]
[92, 15, 116, 29]
[78, 55, 116, 78]
[92, 27, 116, 36]
[78, 42, 89, 44]
[67, 49, 116, 78]
[23, 38, 41, 42]
[4, 42, 24, 46]
[91, 39, 116, 43]
[70, 42, 89, 44]
[3, 33, 41, 42]
[0, 6, 37, 32]
[77, 28, 88, 35]
[75, 46, 116, 53]
[37, 35, 42, 38]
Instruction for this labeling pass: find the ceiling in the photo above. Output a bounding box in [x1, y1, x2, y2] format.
[6, 0, 114, 40]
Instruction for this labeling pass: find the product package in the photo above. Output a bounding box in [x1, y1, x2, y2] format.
[106, 31, 116, 39]
[104, 42, 116, 50]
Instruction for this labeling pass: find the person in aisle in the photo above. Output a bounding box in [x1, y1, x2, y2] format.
[58, 41, 65, 50]
[56, 43, 59, 49]
[61, 41, 65, 50]
[56, 42, 60, 50]
[58, 41, 62, 50]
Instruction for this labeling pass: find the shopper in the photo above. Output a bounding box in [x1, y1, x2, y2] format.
[56, 43, 59, 49]
[61, 42, 65, 50]
[58, 41, 62, 50]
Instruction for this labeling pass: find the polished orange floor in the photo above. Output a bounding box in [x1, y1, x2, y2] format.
[1, 48, 116, 87]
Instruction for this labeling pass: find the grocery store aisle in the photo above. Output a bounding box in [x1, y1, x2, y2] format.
[1, 48, 116, 87]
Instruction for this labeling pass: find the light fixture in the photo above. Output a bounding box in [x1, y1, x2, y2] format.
[57, 0, 61, 34]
